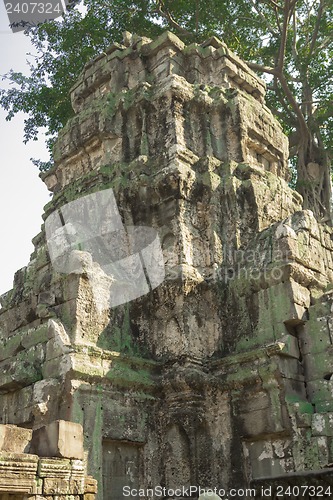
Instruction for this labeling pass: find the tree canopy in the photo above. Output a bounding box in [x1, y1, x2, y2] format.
[1, 0, 332, 221]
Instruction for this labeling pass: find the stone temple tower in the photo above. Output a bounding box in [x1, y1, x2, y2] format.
[2, 31, 333, 499]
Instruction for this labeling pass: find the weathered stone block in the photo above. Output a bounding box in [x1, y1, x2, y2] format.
[0, 334, 23, 362]
[241, 406, 285, 438]
[327, 436, 333, 463]
[278, 334, 301, 359]
[283, 377, 308, 400]
[278, 357, 303, 379]
[0, 345, 44, 391]
[70, 477, 86, 494]
[37, 457, 71, 478]
[236, 391, 270, 413]
[45, 319, 72, 361]
[21, 324, 49, 350]
[84, 477, 98, 494]
[326, 413, 333, 437]
[0, 387, 34, 426]
[0, 452, 39, 484]
[0, 450, 95, 499]
[43, 477, 71, 495]
[72, 352, 104, 379]
[315, 400, 333, 412]
[42, 354, 72, 379]
[307, 380, 333, 406]
[85, 495, 98, 500]
[0, 425, 32, 453]
[288, 280, 311, 307]
[303, 349, 333, 381]
[0, 477, 39, 496]
[69, 459, 85, 478]
[294, 408, 313, 429]
[315, 436, 329, 467]
[292, 437, 320, 470]
[31, 421, 84, 459]
[312, 413, 327, 436]
[246, 440, 287, 479]
[288, 400, 314, 417]
[299, 326, 333, 356]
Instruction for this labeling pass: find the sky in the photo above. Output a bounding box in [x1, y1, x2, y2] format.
[0, 2, 50, 296]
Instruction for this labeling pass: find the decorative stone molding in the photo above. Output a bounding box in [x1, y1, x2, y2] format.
[0, 424, 96, 500]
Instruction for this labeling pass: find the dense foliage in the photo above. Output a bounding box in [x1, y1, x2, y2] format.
[1, 1, 332, 220]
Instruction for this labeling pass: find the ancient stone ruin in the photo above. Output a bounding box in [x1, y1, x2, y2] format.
[0, 421, 97, 499]
[1, 31, 333, 499]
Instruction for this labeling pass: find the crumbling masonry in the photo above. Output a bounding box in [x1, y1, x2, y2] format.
[1, 32, 333, 499]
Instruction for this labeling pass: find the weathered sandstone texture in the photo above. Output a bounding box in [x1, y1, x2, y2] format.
[0, 421, 97, 499]
[1, 31, 333, 498]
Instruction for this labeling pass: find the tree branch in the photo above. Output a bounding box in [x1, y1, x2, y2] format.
[248, 0, 279, 35]
[247, 61, 277, 75]
[273, 5, 283, 33]
[195, 0, 199, 35]
[279, 72, 310, 137]
[263, 0, 284, 11]
[273, 76, 297, 124]
[291, 10, 298, 58]
[277, 0, 293, 71]
[309, 0, 325, 59]
[155, 0, 193, 37]
[314, 34, 333, 54]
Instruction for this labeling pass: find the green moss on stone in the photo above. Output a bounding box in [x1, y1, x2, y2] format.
[105, 359, 154, 389]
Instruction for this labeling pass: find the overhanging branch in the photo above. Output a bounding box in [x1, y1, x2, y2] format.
[155, 1, 193, 37]
[247, 61, 277, 75]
